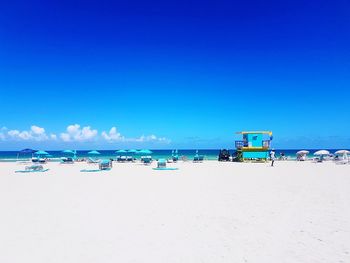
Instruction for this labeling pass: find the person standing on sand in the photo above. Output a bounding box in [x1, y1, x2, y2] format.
[270, 149, 276, 167]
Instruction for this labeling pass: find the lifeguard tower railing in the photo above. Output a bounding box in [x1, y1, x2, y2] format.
[235, 140, 271, 149]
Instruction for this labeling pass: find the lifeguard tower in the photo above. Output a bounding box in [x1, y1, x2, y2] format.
[234, 131, 273, 162]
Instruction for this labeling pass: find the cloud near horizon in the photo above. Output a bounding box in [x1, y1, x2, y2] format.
[0, 125, 170, 144]
[0, 125, 55, 142]
[101, 127, 170, 143]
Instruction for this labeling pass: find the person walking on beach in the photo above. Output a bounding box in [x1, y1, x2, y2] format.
[270, 149, 276, 167]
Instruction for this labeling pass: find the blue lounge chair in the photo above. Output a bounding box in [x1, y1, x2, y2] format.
[172, 155, 179, 162]
[193, 154, 204, 163]
[141, 156, 152, 165]
[99, 160, 112, 170]
[153, 159, 179, 170]
[15, 164, 49, 173]
[81, 160, 112, 172]
[126, 156, 134, 162]
[157, 159, 166, 168]
[60, 157, 74, 164]
[87, 157, 100, 164]
[116, 156, 127, 162]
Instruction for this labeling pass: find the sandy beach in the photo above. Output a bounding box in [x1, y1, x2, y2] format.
[0, 161, 349, 263]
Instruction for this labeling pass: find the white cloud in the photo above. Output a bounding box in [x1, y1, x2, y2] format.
[60, 124, 98, 142]
[6, 125, 49, 141]
[0, 124, 171, 144]
[133, 134, 170, 143]
[101, 127, 170, 144]
[8, 130, 32, 140]
[31, 125, 45, 135]
[102, 127, 125, 142]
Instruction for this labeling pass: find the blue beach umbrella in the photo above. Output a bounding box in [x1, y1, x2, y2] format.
[17, 148, 37, 160]
[127, 149, 137, 154]
[138, 149, 153, 155]
[20, 149, 36, 154]
[34, 150, 49, 159]
[62, 150, 77, 159]
[35, 150, 49, 156]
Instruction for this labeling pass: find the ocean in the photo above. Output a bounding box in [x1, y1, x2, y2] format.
[0, 149, 344, 162]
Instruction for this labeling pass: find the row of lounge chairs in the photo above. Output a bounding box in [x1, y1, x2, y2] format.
[116, 156, 135, 162]
[32, 158, 48, 164]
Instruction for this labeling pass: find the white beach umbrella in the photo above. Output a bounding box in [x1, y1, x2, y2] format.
[314, 150, 330, 156]
[334, 150, 350, 155]
[296, 150, 309, 155]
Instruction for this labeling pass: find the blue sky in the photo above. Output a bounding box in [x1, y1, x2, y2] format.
[0, 0, 349, 150]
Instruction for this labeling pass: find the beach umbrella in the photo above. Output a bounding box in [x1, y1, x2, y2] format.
[296, 150, 309, 155]
[335, 150, 350, 155]
[137, 149, 153, 155]
[88, 150, 101, 155]
[35, 150, 49, 156]
[62, 150, 75, 154]
[127, 149, 137, 153]
[19, 149, 36, 154]
[17, 148, 37, 160]
[314, 150, 330, 156]
[34, 150, 49, 159]
[62, 150, 77, 159]
[116, 150, 127, 154]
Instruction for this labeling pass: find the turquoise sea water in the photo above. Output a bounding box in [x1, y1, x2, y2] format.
[0, 149, 344, 162]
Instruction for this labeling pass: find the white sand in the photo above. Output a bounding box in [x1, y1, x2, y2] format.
[0, 160, 349, 263]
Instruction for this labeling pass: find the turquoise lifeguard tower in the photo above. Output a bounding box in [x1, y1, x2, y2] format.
[235, 131, 273, 162]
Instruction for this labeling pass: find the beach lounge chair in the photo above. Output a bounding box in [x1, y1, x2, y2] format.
[157, 159, 166, 168]
[335, 155, 349, 165]
[335, 159, 349, 165]
[141, 156, 152, 165]
[116, 156, 127, 162]
[60, 157, 74, 164]
[126, 156, 134, 162]
[80, 159, 112, 172]
[87, 157, 100, 164]
[152, 159, 179, 170]
[15, 164, 49, 173]
[297, 154, 307, 161]
[99, 160, 112, 170]
[193, 154, 204, 163]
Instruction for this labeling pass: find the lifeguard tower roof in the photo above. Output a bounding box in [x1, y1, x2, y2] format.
[236, 131, 273, 136]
